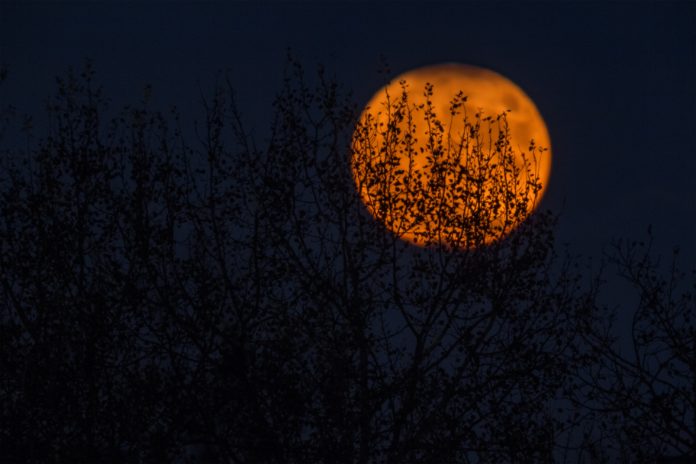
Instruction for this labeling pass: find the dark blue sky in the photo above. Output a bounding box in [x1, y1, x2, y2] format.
[2, 1, 695, 265]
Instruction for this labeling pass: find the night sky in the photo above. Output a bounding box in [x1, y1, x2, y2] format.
[3, 1, 694, 266]
[1, 1, 695, 461]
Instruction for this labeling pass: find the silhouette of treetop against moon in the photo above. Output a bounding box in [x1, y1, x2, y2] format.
[351, 63, 552, 249]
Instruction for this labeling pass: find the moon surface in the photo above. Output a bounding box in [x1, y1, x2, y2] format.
[350, 63, 552, 248]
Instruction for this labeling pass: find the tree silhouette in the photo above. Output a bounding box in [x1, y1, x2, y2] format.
[254, 60, 592, 463]
[566, 237, 695, 463]
[0, 60, 693, 463]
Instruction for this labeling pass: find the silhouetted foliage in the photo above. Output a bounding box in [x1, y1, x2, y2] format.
[1, 59, 693, 463]
[566, 237, 695, 463]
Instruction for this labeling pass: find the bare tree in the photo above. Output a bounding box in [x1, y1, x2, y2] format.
[567, 236, 695, 463]
[248, 58, 597, 463]
[3, 58, 688, 464]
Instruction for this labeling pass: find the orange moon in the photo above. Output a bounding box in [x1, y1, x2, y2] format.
[350, 63, 552, 248]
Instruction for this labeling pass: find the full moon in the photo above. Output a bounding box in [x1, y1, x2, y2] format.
[350, 63, 552, 248]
